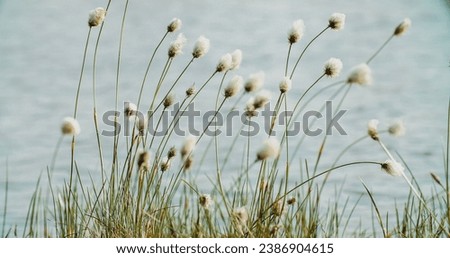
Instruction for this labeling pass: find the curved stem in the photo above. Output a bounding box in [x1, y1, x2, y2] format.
[289, 26, 329, 79]
[366, 35, 394, 64]
[151, 57, 195, 115]
[112, 0, 130, 174]
[251, 161, 382, 229]
[196, 97, 227, 145]
[220, 123, 246, 172]
[92, 1, 111, 177]
[285, 43, 293, 77]
[312, 84, 352, 174]
[288, 83, 346, 161]
[73, 27, 92, 118]
[136, 31, 170, 109]
[214, 72, 229, 172]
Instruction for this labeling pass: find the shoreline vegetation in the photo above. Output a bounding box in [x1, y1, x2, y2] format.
[1, 1, 449, 238]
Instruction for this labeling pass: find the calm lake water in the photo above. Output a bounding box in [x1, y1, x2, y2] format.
[0, 0, 449, 235]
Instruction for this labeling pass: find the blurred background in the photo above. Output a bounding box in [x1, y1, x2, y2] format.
[0, 0, 449, 233]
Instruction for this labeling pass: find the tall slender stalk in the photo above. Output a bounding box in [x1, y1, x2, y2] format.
[1, 159, 8, 237]
[289, 26, 329, 79]
[92, 0, 112, 177]
[112, 0, 130, 175]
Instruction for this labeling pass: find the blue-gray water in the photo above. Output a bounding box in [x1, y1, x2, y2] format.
[0, 0, 449, 235]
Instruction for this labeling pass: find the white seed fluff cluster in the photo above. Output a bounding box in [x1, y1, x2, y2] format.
[233, 207, 248, 225]
[388, 120, 406, 137]
[160, 157, 171, 172]
[367, 119, 379, 140]
[328, 13, 346, 31]
[224, 75, 243, 98]
[199, 194, 213, 209]
[244, 71, 265, 93]
[231, 49, 243, 70]
[61, 117, 80, 136]
[216, 53, 233, 73]
[324, 57, 343, 78]
[252, 89, 272, 109]
[124, 102, 138, 117]
[163, 93, 175, 108]
[288, 19, 305, 44]
[88, 7, 106, 27]
[192, 36, 210, 58]
[186, 84, 196, 97]
[347, 63, 372, 85]
[136, 115, 147, 134]
[180, 136, 196, 159]
[381, 159, 404, 177]
[279, 77, 292, 93]
[168, 33, 187, 58]
[394, 18, 411, 36]
[167, 18, 182, 32]
[257, 138, 280, 161]
[137, 151, 150, 170]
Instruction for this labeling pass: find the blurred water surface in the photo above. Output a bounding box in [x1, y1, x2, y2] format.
[0, 0, 449, 234]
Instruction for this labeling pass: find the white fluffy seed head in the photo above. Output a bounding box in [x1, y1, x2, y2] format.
[163, 93, 175, 108]
[324, 58, 343, 78]
[288, 19, 305, 44]
[252, 89, 272, 109]
[279, 77, 292, 93]
[137, 151, 151, 170]
[167, 146, 177, 159]
[244, 97, 258, 117]
[61, 117, 80, 136]
[88, 7, 106, 27]
[271, 199, 284, 217]
[381, 159, 404, 177]
[388, 120, 406, 137]
[216, 53, 233, 72]
[233, 207, 248, 225]
[160, 157, 171, 172]
[124, 102, 138, 117]
[180, 136, 196, 159]
[199, 194, 213, 209]
[244, 71, 265, 93]
[394, 18, 411, 36]
[347, 63, 373, 85]
[230, 49, 243, 70]
[136, 115, 147, 135]
[183, 156, 194, 170]
[192, 35, 210, 58]
[167, 18, 182, 32]
[168, 33, 187, 58]
[186, 84, 196, 97]
[257, 138, 280, 161]
[224, 75, 243, 98]
[367, 119, 379, 141]
[328, 13, 346, 31]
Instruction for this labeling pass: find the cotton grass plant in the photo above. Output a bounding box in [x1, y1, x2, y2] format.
[2, 1, 450, 238]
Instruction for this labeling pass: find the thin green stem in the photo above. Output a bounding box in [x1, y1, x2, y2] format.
[136, 31, 170, 109]
[285, 43, 293, 77]
[289, 26, 329, 79]
[112, 0, 130, 175]
[73, 28, 92, 118]
[446, 98, 450, 227]
[251, 161, 382, 229]
[92, 1, 110, 176]
[196, 97, 227, 145]
[1, 159, 8, 237]
[151, 57, 195, 115]
[313, 84, 351, 174]
[366, 35, 394, 64]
